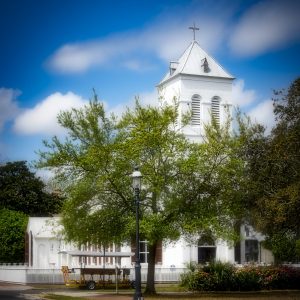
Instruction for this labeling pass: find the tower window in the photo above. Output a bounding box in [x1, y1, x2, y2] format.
[191, 94, 201, 126]
[211, 96, 220, 126]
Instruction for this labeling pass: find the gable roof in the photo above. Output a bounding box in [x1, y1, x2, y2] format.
[159, 41, 234, 85]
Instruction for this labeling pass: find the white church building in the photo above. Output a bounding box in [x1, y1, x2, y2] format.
[25, 37, 273, 271]
[0, 35, 273, 284]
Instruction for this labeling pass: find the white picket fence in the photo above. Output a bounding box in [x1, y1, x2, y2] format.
[0, 265, 186, 284]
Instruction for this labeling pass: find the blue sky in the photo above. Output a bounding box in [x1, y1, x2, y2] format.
[1, 0, 300, 169]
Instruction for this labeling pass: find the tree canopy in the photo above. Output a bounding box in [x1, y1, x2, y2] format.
[38, 96, 247, 293]
[243, 77, 300, 262]
[0, 160, 64, 216]
[0, 160, 65, 263]
[0, 208, 28, 263]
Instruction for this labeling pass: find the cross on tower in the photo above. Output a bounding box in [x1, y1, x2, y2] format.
[189, 23, 199, 41]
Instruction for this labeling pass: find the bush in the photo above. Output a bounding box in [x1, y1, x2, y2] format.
[202, 261, 236, 291]
[181, 261, 236, 291]
[180, 261, 300, 292]
[260, 266, 300, 290]
[234, 266, 261, 291]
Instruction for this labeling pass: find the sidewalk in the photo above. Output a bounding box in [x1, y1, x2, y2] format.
[0, 281, 33, 291]
[49, 292, 133, 299]
[0, 282, 134, 299]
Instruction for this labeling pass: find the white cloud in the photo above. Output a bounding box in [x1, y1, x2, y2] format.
[12, 88, 157, 136]
[108, 89, 158, 118]
[46, 0, 300, 71]
[0, 87, 20, 131]
[232, 79, 256, 107]
[231, 79, 275, 133]
[248, 99, 275, 134]
[229, 0, 300, 56]
[13, 92, 88, 135]
[144, 17, 228, 62]
[47, 35, 138, 73]
[47, 3, 232, 74]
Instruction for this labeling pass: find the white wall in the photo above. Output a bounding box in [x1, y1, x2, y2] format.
[216, 240, 235, 263]
[162, 239, 193, 268]
[0, 265, 27, 283]
[159, 75, 233, 143]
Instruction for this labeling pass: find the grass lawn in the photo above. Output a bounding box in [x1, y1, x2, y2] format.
[43, 291, 300, 300]
[41, 283, 300, 300]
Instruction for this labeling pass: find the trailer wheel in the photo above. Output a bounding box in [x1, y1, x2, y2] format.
[87, 280, 96, 290]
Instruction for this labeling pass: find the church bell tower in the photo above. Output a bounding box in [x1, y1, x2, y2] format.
[157, 25, 235, 142]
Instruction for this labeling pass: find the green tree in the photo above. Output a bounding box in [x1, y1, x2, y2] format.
[244, 78, 300, 262]
[38, 96, 246, 294]
[0, 161, 64, 216]
[0, 208, 28, 263]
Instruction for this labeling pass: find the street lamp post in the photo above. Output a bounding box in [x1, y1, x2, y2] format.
[131, 167, 143, 300]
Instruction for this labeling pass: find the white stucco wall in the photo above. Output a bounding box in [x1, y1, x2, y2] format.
[27, 217, 134, 269]
[162, 239, 192, 268]
[27, 217, 65, 269]
[215, 240, 235, 263]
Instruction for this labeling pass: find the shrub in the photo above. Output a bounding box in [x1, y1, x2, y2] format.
[234, 266, 261, 291]
[181, 261, 236, 291]
[260, 266, 300, 290]
[180, 262, 300, 292]
[202, 261, 235, 291]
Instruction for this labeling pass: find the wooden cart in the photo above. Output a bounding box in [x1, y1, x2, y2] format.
[60, 250, 134, 290]
[61, 265, 133, 290]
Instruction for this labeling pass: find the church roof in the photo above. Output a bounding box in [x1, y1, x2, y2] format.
[158, 40, 234, 85]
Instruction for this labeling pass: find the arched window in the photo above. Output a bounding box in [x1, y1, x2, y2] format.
[198, 233, 216, 264]
[211, 96, 220, 126]
[191, 94, 201, 125]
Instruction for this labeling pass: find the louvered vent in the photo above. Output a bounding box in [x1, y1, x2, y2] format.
[191, 94, 201, 125]
[211, 97, 220, 126]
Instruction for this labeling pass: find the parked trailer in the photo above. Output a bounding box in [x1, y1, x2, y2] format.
[61, 266, 133, 290]
[59, 250, 135, 290]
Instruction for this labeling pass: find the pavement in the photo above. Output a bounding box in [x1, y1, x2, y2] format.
[0, 281, 134, 299]
[0, 281, 33, 290]
[1, 282, 300, 300]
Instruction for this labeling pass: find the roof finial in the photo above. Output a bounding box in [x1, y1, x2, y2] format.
[189, 22, 199, 41]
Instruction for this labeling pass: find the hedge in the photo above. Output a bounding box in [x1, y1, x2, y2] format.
[180, 261, 300, 291]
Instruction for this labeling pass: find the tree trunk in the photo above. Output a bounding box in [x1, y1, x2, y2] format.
[144, 241, 157, 295]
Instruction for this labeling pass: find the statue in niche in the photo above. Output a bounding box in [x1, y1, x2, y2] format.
[202, 57, 210, 73]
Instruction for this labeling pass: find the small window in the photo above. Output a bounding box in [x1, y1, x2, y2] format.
[140, 240, 149, 263]
[211, 96, 220, 126]
[191, 94, 201, 126]
[198, 233, 216, 264]
[245, 226, 250, 237]
[131, 240, 162, 264]
[198, 234, 216, 264]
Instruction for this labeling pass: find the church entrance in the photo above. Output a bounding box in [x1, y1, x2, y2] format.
[198, 246, 216, 263]
[245, 239, 259, 262]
